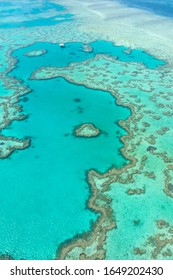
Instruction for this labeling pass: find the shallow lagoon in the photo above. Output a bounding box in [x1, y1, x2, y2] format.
[0, 34, 169, 259]
[0, 41, 133, 259]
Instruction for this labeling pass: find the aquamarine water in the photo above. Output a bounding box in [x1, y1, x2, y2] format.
[0, 0, 170, 259]
[8, 41, 165, 79]
[107, 181, 173, 259]
[0, 39, 166, 259]
[0, 83, 129, 260]
[0, 41, 134, 259]
[0, 1, 72, 28]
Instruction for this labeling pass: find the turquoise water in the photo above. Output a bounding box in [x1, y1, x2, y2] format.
[107, 180, 173, 259]
[0, 1, 72, 28]
[90, 41, 165, 68]
[0, 83, 129, 260]
[0, 41, 132, 259]
[0, 0, 172, 262]
[7, 41, 165, 79]
[0, 36, 167, 258]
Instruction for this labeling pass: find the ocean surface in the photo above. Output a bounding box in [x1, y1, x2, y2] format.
[0, 1, 72, 28]
[0, 0, 171, 260]
[119, 0, 173, 18]
[0, 40, 132, 259]
[0, 38, 164, 259]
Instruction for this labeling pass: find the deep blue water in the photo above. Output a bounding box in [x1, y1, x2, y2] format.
[119, 0, 173, 18]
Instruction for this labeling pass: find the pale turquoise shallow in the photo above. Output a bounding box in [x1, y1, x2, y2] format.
[0, 39, 166, 259]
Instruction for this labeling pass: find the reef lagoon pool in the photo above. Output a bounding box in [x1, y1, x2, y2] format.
[0, 0, 173, 260]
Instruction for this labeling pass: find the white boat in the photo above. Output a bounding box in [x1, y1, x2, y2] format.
[59, 43, 65, 48]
